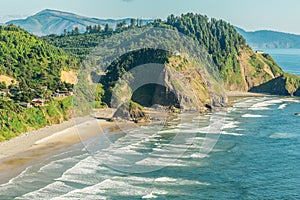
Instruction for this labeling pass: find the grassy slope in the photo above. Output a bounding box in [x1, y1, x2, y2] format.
[0, 97, 73, 141]
[235, 47, 283, 90]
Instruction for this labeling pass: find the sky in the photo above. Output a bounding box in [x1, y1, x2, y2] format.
[0, 0, 299, 34]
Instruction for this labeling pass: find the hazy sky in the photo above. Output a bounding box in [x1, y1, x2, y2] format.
[0, 0, 299, 34]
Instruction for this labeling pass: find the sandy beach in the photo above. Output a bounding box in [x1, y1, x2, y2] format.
[0, 92, 267, 184]
[0, 108, 116, 184]
[226, 91, 269, 97]
[0, 92, 266, 164]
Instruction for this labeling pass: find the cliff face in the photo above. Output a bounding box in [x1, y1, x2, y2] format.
[105, 46, 299, 122]
[250, 73, 300, 96]
[232, 47, 283, 91]
[249, 76, 290, 95]
[42, 12, 300, 104]
[110, 56, 221, 115]
[164, 56, 213, 111]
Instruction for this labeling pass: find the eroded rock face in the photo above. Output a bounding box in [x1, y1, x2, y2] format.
[110, 57, 228, 119]
[249, 74, 300, 96]
[132, 84, 180, 108]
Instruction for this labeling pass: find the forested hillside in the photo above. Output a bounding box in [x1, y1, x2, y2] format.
[0, 25, 78, 140]
[1, 13, 299, 141]
[0, 25, 78, 92]
[43, 13, 285, 91]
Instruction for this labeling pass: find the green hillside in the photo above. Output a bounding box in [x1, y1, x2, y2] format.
[0, 25, 78, 91]
[0, 25, 78, 141]
[1, 13, 300, 141]
[43, 13, 289, 92]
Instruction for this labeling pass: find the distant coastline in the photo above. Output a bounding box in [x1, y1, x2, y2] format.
[236, 27, 300, 49]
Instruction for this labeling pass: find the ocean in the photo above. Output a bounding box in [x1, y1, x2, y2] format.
[0, 49, 300, 199]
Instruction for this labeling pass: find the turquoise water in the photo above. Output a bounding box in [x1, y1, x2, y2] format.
[1, 50, 300, 199]
[0, 96, 299, 199]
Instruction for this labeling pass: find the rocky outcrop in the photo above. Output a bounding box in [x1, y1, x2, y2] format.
[249, 73, 300, 96]
[109, 56, 227, 115]
[112, 101, 149, 123]
[229, 47, 300, 96]
[249, 76, 290, 95]
[234, 47, 283, 91]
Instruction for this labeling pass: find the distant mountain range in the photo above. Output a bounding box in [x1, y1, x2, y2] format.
[5, 9, 152, 36]
[4, 9, 300, 49]
[236, 27, 300, 49]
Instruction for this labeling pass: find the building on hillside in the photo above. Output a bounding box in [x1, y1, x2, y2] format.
[255, 50, 264, 54]
[52, 93, 66, 98]
[52, 89, 74, 98]
[32, 98, 47, 107]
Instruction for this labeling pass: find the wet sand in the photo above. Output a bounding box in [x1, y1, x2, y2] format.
[0, 108, 115, 184]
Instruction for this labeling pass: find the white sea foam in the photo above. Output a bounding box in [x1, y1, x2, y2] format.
[242, 114, 266, 118]
[278, 103, 287, 110]
[56, 155, 121, 185]
[153, 177, 210, 186]
[227, 107, 237, 112]
[234, 98, 263, 108]
[142, 193, 158, 199]
[222, 121, 240, 129]
[190, 153, 209, 158]
[155, 177, 177, 182]
[269, 133, 296, 139]
[249, 99, 283, 110]
[221, 131, 244, 136]
[16, 181, 74, 200]
[52, 178, 157, 199]
[135, 156, 187, 167]
[38, 157, 78, 172]
[0, 166, 31, 188]
[158, 129, 180, 134]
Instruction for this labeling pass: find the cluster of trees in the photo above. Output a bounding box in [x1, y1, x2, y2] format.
[0, 13, 284, 141]
[0, 25, 78, 101]
[43, 13, 247, 76]
[163, 13, 247, 81]
[43, 18, 149, 59]
[42, 13, 257, 103]
[0, 25, 78, 140]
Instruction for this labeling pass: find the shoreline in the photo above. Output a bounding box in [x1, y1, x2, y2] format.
[0, 93, 269, 184]
[0, 91, 268, 160]
[0, 108, 116, 184]
[226, 91, 269, 97]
